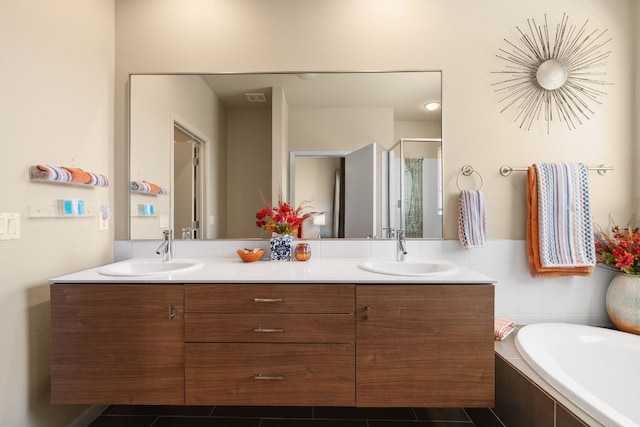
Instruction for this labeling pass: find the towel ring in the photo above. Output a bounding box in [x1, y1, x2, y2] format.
[456, 165, 484, 191]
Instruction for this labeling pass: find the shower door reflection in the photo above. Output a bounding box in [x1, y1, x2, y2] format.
[400, 138, 442, 239]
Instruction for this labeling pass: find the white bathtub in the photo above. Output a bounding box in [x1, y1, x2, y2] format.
[516, 323, 640, 427]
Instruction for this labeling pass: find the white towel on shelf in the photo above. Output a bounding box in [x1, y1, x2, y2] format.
[458, 189, 486, 248]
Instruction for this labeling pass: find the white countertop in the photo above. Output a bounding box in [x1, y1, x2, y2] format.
[49, 257, 496, 284]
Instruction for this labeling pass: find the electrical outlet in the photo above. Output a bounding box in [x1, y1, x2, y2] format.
[99, 216, 109, 231]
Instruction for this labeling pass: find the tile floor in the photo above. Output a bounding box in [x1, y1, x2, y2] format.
[89, 405, 505, 427]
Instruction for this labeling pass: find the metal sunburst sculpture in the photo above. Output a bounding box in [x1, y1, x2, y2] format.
[493, 14, 612, 133]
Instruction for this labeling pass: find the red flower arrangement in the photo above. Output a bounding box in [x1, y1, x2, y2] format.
[255, 192, 313, 236]
[594, 222, 640, 275]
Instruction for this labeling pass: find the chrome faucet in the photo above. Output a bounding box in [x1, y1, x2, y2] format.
[396, 229, 407, 261]
[156, 230, 172, 262]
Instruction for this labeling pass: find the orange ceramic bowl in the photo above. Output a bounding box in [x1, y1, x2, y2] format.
[237, 248, 265, 262]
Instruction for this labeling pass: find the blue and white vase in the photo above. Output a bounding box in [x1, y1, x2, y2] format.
[270, 234, 294, 261]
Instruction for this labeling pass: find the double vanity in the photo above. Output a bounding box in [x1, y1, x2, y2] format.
[49, 257, 495, 408]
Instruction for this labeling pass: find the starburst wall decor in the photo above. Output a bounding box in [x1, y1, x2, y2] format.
[493, 14, 612, 133]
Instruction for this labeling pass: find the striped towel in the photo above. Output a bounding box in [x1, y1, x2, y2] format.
[130, 180, 168, 194]
[536, 163, 595, 267]
[31, 165, 72, 182]
[30, 165, 109, 187]
[457, 189, 486, 248]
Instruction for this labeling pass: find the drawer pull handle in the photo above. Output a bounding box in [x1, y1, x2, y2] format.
[365, 305, 370, 320]
[253, 298, 284, 303]
[254, 373, 284, 381]
[169, 305, 175, 320]
[254, 327, 284, 333]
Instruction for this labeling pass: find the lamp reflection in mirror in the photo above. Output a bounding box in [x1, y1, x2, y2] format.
[493, 13, 612, 133]
[313, 213, 326, 239]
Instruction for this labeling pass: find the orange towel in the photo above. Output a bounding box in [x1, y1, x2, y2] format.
[63, 167, 92, 184]
[494, 316, 515, 341]
[527, 166, 593, 277]
[142, 180, 162, 194]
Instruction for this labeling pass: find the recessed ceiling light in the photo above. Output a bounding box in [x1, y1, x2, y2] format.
[424, 102, 441, 111]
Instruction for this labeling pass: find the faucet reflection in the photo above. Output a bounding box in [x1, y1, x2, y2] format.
[396, 229, 407, 261]
[156, 229, 173, 262]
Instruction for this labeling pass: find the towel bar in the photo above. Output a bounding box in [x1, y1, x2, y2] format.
[499, 164, 613, 177]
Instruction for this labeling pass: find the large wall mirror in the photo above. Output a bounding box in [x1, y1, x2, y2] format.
[129, 71, 442, 240]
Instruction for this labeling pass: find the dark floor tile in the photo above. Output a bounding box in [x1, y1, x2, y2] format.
[211, 406, 313, 419]
[261, 419, 366, 427]
[153, 417, 261, 427]
[413, 408, 471, 422]
[414, 407, 471, 422]
[88, 415, 157, 427]
[100, 405, 118, 415]
[108, 405, 214, 416]
[369, 422, 471, 427]
[314, 406, 416, 420]
[464, 408, 505, 427]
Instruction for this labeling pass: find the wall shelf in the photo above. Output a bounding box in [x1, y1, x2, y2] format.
[130, 190, 162, 196]
[28, 204, 97, 218]
[30, 178, 100, 188]
[29, 166, 109, 187]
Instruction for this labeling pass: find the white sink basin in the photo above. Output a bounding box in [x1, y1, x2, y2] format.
[98, 259, 203, 277]
[358, 260, 458, 277]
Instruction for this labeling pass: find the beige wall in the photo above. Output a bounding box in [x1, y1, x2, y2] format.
[272, 87, 290, 204]
[296, 157, 342, 237]
[1, 1, 114, 426]
[129, 75, 225, 239]
[226, 108, 272, 238]
[115, 0, 637, 240]
[394, 120, 441, 143]
[636, 3, 640, 219]
[290, 108, 394, 151]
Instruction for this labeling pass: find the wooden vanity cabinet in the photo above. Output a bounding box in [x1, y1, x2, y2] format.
[50, 281, 495, 407]
[184, 284, 356, 406]
[356, 284, 495, 407]
[50, 284, 184, 405]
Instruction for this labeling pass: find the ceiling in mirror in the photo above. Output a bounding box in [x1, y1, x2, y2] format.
[199, 72, 441, 121]
[129, 71, 442, 241]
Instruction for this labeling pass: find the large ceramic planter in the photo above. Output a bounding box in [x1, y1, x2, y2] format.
[270, 234, 294, 261]
[606, 274, 640, 335]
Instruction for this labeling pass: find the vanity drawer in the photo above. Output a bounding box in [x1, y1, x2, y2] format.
[185, 343, 355, 406]
[185, 313, 354, 343]
[185, 284, 355, 313]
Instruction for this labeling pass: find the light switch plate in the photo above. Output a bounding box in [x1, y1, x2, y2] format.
[0, 213, 20, 240]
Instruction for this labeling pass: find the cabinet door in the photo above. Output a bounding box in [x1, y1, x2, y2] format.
[50, 284, 184, 404]
[356, 284, 494, 407]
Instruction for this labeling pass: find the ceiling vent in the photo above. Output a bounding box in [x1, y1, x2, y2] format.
[245, 93, 267, 103]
